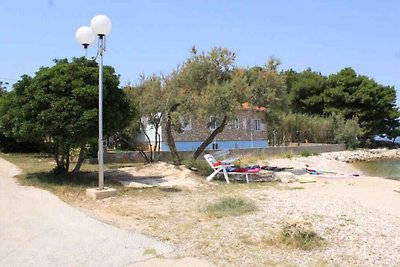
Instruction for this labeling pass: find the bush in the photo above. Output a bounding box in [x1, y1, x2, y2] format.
[183, 159, 213, 177]
[264, 220, 326, 250]
[268, 112, 361, 148]
[333, 115, 362, 149]
[203, 196, 257, 217]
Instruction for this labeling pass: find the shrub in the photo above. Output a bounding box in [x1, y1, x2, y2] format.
[183, 159, 212, 177]
[333, 116, 361, 149]
[264, 220, 326, 250]
[203, 196, 257, 217]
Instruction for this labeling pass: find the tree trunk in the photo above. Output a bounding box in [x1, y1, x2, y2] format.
[72, 143, 86, 173]
[54, 141, 68, 173]
[60, 143, 66, 170]
[165, 106, 181, 163]
[120, 136, 150, 163]
[156, 131, 161, 160]
[65, 145, 70, 172]
[141, 122, 154, 162]
[54, 140, 60, 167]
[193, 116, 227, 160]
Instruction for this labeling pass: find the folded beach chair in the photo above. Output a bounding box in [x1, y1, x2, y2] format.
[204, 154, 260, 184]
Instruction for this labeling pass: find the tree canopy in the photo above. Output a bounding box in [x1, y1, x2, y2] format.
[286, 67, 399, 139]
[0, 57, 135, 172]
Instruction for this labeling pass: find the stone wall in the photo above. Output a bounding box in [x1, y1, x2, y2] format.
[100, 143, 346, 163]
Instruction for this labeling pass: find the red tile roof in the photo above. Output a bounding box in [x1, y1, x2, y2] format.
[241, 102, 268, 111]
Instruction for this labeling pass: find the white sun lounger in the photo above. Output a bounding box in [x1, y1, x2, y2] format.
[204, 154, 251, 184]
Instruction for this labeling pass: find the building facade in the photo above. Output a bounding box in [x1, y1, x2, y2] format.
[138, 104, 268, 151]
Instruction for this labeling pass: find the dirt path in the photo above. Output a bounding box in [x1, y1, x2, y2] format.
[0, 157, 212, 267]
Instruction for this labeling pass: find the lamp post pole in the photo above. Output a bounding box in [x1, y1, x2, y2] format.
[76, 15, 112, 190]
[98, 35, 104, 189]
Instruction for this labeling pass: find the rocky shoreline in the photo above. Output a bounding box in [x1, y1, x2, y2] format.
[321, 148, 400, 163]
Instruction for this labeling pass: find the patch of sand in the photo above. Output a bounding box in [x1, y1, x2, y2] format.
[106, 162, 203, 188]
[268, 154, 400, 217]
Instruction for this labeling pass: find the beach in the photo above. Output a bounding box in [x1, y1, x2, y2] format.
[55, 149, 400, 266]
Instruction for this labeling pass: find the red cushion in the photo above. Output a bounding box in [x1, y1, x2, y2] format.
[212, 161, 223, 167]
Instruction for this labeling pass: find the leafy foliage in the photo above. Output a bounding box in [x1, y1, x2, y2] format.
[286, 67, 399, 139]
[0, 58, 135, 172]
[268, 113, 361, 148]
[287, 68, 326, 114]
[124, 75, 166, 162]
[0, 81, 8, 96]
[161, 49, 287, 161]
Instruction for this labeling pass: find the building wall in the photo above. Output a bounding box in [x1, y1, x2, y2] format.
[160, 139, 268, 152]
[136, 109, 267, 151]
[171, 109, 267, 142]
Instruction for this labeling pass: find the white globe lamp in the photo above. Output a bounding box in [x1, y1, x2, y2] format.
[90, 15, 112, 36]
[75, 26, 96, 48]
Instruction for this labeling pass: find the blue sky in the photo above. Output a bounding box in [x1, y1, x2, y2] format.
[1, 0, 400, 104]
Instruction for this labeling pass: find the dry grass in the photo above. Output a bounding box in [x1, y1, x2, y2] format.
[202, 196, 257, 217]
[263, 221, 326, 250]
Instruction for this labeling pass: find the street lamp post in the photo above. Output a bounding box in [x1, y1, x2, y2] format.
[75, 15, 112, 190]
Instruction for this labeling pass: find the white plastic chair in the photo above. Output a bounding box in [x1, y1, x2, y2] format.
[204, 154, 250, 184]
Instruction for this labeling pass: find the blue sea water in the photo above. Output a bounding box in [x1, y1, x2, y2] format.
[352, 159, 400, 181]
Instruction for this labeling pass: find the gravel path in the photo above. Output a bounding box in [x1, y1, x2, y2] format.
[0, 157, 210, 266]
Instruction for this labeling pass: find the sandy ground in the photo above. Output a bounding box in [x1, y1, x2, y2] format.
[267, 154, 400, 217]
[64, 151, 400, 266]
[106, 162, 203, 188]
[4, 150, 400, 266]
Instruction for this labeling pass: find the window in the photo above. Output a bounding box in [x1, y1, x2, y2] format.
[242, 118, 247, 130]
[253, 119, 261, 131]
[209, 116, 217, 130]
[180, 117, 192, 131]
[228, 118, 240, 129]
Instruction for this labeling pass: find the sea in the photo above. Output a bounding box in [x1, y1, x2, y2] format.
[352, 159, 400, 181]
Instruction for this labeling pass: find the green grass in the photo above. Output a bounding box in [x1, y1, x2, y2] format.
[0, 153, 125, 196]
[203, 196, 257, 217]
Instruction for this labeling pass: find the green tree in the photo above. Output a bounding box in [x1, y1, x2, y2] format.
[244, 58, 288, 112]
[165, 47, 240, 161]
[287, 68, 327, 114]
[0, 58, 135, 173]
[324, 68, 399, 138]
[124, 75, 166, 162]
[384, 117, 400, 145]
[0, 81, 8, 96]
[161, 50, 288, 161]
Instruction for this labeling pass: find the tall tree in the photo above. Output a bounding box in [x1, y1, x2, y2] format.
[124, 75, 166, 162]
[165, 47, 240, 160]
[286, 68, 327, 114]
[324, 68, 399, 138]
[0, 58, 135, 173]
